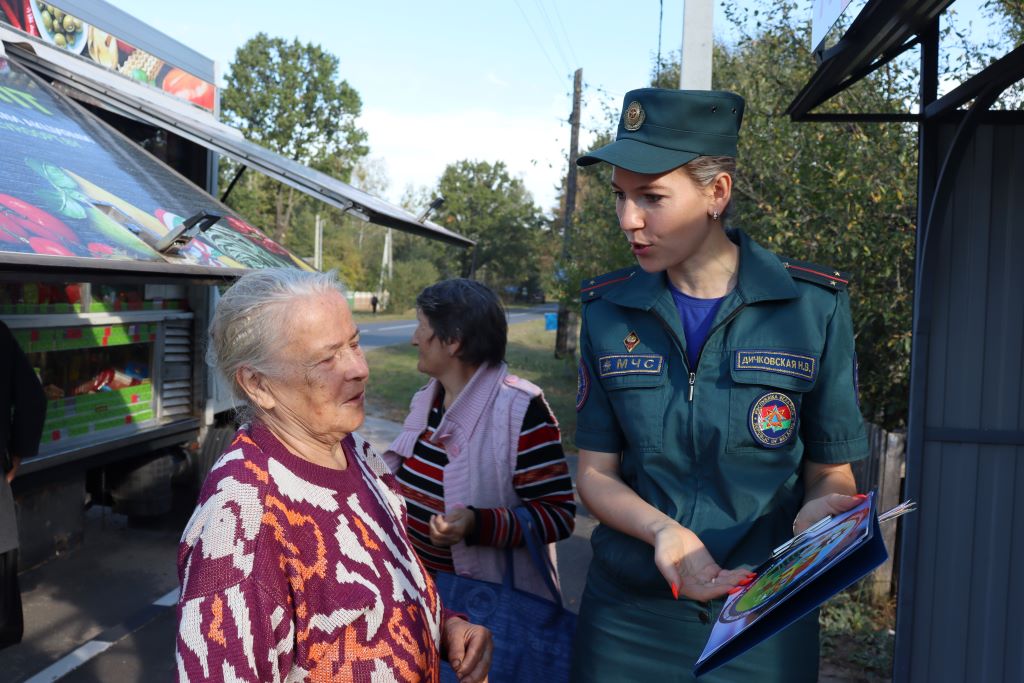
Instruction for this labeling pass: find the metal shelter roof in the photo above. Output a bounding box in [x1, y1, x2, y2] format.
[786, 0, 954, 120]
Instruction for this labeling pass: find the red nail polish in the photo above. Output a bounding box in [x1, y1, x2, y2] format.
[728, 586, 743, 595]
[855, 494, 868, 500]
[738, 577, 752, 586]
[747, 572, 757, 578]
[671, 582, 679, 600]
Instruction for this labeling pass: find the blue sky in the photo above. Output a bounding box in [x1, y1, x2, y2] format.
[104, 0, 727, 210]
[105, 1, 991, 212]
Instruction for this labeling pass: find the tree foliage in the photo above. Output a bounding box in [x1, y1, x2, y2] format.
[429, 160, 545, 296]
[220, 34, 369, 244]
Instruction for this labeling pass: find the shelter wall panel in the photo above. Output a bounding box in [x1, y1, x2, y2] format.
[981, 124, 1024, 431]
[906, 122, 1024, 682]
[965, 446, 1017, 683]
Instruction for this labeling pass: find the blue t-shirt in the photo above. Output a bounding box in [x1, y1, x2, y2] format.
[669, 285, 725, 369]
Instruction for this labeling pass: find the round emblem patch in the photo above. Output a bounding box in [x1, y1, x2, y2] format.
[748, 392, 797, 448]
[576, 359, 590, 412]
[623, 100, 645, 131]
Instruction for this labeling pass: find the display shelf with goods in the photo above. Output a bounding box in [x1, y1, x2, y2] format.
[1, 280, 192, 456]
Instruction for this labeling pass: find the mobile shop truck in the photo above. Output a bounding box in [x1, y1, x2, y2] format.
[0, 1, 470, 566]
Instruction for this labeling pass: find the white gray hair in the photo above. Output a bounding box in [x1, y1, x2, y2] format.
[682, 155, 737, 222]
[206, 268, 347, 421]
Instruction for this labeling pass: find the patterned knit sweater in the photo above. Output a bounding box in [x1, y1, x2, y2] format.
[176, 423, 446, 682]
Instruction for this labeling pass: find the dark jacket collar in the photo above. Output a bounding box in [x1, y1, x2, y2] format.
[602, 228, 799, 311]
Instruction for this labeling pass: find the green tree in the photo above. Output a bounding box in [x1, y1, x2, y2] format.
[432, 160, 545, 296]
[220, 33, 369, 244]
[389, 259, 440, 312]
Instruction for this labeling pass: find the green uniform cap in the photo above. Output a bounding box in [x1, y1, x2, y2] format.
[577, 88, 745, 174]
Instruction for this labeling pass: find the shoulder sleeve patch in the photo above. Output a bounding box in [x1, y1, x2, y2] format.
[782, 259, 851, 291]
[580, 266, 638, 303]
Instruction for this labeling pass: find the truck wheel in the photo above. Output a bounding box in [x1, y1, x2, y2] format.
[109, 453, 176, 517]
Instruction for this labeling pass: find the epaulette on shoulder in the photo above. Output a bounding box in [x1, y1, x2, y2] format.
[580, 266, 638, 303]
[782, 258, 850, 291]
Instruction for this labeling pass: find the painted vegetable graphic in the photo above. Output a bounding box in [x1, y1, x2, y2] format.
[85, 206, 160, 259]
[0, 192, 78, 244]
[161, 68, 215, 110]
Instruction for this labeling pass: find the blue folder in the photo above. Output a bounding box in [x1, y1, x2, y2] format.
[694, 492, 889, 677]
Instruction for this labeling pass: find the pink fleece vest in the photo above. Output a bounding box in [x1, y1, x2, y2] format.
[384, 362, 561, 600]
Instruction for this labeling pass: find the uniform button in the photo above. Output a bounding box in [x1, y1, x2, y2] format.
[698, 611, 710, 624]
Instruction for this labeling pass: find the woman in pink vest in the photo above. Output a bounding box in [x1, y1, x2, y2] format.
[384, 279, 575, 599]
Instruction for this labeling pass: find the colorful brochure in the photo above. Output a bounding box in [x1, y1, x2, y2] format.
[694, 492, 914, 676]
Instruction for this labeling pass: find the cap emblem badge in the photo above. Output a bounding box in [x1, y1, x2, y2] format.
[623, 101, 645, 131]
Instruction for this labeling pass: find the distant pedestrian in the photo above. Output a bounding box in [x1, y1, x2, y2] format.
[371, 294, 379, 314]
[0, 321, 47, 651]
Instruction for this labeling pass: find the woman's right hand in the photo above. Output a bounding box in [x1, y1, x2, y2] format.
[651, 520, 754, 601]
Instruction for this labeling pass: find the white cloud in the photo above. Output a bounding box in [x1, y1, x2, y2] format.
[358, 105, 571, 212]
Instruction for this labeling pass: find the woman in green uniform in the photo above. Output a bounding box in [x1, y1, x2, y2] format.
[570, 88, 868, 682]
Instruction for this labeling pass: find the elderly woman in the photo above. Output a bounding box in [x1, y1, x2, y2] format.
[175, 269, 491, 683]
[384, 279, 575, 599]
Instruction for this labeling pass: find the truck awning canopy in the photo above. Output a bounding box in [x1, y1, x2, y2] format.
[1, 28, 472, 247]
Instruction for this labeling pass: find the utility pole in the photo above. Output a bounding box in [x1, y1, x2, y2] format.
[313, 213, 323, 271]
[376, 228, 392, 308]
[680, 0, 714, 89]
[555, 68, 582, 359]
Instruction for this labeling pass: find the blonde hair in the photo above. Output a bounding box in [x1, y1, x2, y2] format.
[681, 156, 737, 222]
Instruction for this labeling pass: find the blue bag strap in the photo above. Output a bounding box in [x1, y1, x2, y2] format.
[512, 506, 564, 606]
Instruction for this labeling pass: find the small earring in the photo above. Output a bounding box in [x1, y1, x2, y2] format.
[712, 210, 720, 221]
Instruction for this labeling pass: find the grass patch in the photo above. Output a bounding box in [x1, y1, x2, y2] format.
[820, 586, 896, 679]
[365, 319, 580, 450]
[352, 310, 415, 323]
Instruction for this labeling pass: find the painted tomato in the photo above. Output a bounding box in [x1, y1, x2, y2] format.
[29, 237, 74, 256]
[162, 68, 215, 110]
[225, 215, 258, 236]
[87, 242, 115, 256]
[0, 193, 79, 243]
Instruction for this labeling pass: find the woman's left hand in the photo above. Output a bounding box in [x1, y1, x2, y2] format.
[442, 617, 493, 683]
[430, 508, 476, 547]
[792, 493, 867, 535]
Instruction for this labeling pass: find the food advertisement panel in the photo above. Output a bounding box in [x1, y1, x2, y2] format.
[0, 0, 216, 111]
[0, 57, 312, 271]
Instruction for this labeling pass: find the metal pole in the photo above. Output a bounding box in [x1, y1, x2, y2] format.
[313, 213, 323, 271]
[680, 0, 714, 89]
[555, 68, 582, 359]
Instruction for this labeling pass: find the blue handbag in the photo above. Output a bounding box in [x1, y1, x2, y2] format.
[435, 507, 576, 683]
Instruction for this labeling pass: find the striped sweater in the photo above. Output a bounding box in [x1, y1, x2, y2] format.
[176, 423, 446, 682]
[396, 394, 575, 572]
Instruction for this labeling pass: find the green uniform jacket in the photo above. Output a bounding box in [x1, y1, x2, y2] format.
[575, 229, 868, 593]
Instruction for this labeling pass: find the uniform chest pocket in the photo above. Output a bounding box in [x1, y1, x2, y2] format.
[597, 353, 667, 453]
[726, 349, 817, 455]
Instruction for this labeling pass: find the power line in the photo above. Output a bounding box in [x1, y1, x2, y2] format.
[511, 0, 568, 86]
[532, 0, 573, 73]
[547, 0, 580, 67]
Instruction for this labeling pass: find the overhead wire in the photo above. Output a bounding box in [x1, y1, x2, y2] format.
[511, 0, 569, 88]
[532, 0, 573, 73]
[548, 0, 580, 68]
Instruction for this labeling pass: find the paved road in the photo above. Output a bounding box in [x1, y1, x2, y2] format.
[358, 304, 556, 349]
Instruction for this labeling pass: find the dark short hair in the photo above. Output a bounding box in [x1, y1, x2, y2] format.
[416, 279, 507, 367]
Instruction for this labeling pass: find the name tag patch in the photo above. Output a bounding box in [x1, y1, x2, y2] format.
[598, 354, 664, 378]
[734, 350, 817, 382]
